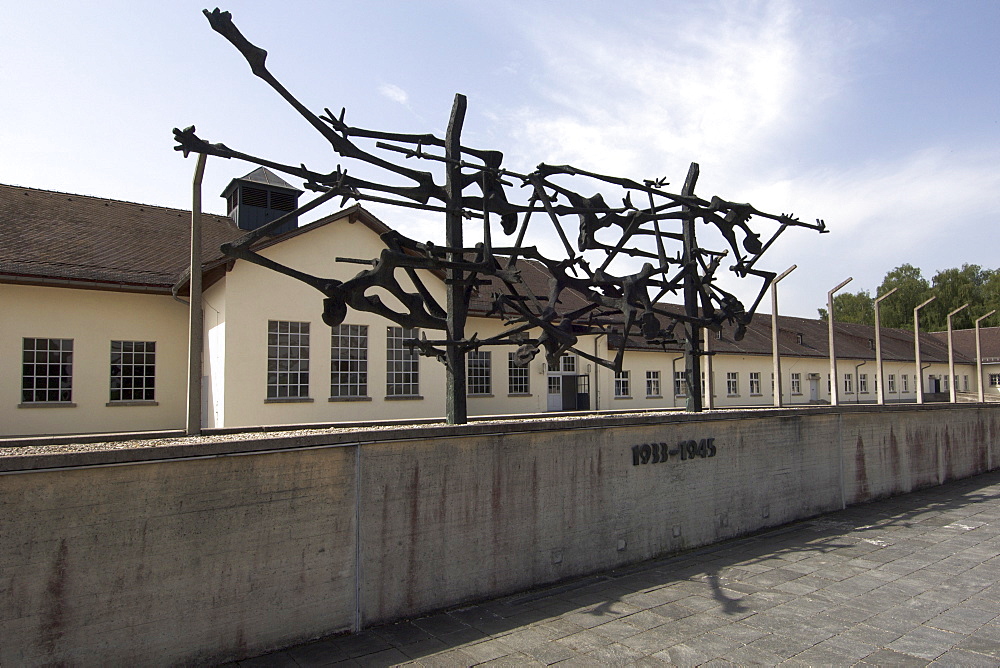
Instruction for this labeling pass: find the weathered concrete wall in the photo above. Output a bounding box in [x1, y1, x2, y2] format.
[1, 404, 997, 666]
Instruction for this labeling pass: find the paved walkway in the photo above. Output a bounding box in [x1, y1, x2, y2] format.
[231, 471, 1000, 667]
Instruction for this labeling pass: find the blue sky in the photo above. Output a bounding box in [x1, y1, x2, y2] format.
[3, 1, 998, 318]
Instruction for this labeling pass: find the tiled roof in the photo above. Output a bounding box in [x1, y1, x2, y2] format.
[0, 183, 243, 291]
[0, 179, 983, 366]
[220, 167, 302, 196]
[466, 257, 965, 363]
[930, 327, 1000, 363]
[615, 311, 968, 364]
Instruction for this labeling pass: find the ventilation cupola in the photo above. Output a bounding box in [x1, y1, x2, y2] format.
[221, 167, 302, 235]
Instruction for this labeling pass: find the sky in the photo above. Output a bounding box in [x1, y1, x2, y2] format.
[2, 1, 998, 318]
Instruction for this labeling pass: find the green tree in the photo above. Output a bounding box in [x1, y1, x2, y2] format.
[875, 264, 932, 330]
[924, 264, 991, 331]
[817, 290, 874, 324]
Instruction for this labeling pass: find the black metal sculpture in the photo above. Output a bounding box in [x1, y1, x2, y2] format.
[175, 8, 827, 423]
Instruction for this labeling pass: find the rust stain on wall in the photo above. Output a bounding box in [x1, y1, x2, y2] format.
[38, 537, 68, 656]
[888, 426, 902, 494]
[855, 433, 869, 501]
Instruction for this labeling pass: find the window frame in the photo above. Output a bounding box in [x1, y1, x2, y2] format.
[386, 326, 420, 398]
[646, 370, 662, 398]
[507, 352, 531, 396]
[726, 372, 739, 396]
[20, 337, 74, 405]
[467, 349, 492, 396]
[109, 340, 156, 404]
[330, 324, 368, 400]
[614, 370, 631, 398]
[267, 320, 311, 401]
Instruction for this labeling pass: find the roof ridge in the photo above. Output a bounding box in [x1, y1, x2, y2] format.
[0, 182, 230, 220]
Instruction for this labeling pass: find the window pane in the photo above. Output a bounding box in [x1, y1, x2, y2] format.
[267, 321, 310, 398]
[331, 324, 368, 398]
[22, 338, 73, 402]
[386, 327, 419, 396]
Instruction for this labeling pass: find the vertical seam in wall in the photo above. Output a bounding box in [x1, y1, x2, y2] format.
[979, 410, 993, 471]
[353, 442, 363, 633]
[838, 412, 846, 509]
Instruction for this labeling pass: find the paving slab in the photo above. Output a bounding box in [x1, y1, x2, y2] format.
[233, 470, 1000, 666]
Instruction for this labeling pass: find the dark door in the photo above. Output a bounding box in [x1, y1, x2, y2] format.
[561, 374, 579, 410]
[575, 374, 590, 410]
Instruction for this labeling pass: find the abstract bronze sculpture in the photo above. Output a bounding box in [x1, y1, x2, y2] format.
[175, 9, 827, 423]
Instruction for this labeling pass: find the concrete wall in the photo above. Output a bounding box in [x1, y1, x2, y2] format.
[1, 403, 997, 665]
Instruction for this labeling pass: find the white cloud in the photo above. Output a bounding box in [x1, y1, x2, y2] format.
[500, 0, 838, 180]
[475, 1, 999, 319]
[379, 83, 409, 105]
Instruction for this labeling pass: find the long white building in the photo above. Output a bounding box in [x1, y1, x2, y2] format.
[1, 171, 991, 437]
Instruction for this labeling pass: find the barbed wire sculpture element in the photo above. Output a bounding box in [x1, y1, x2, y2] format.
[174, 8, 827, 423]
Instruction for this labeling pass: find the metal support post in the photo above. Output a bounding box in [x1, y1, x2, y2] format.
[947, 303, 969, 403]
[187, 152, 207, 436]
[914, 296, 936, 404]
[771, 265, 796, 407]
[874, 287, 898, 405]
[827, 277, 853, 406]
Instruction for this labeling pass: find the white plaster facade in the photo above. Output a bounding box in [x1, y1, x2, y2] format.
[0, 185, 987, 437]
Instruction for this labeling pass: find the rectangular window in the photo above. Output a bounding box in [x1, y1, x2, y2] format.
[902, 374, 909, 392]
[701, 371, 706, 398]
[943, 375, 949, 391]
[749, 372, 761, 395]
[22, 338, 73, 403]
[267, 321, 310, 399]
[990, 374, 1000, 387]
[386, 327, 420, 397]
[673, 371, 687, 397]
[330, 324, 367, 398]
[508, 353, 530, 395]
[646, 370, 661, 397]
[844, 374, 853, 394]
[561, 354, 576, 373]
[110, 340, 155, 402]
[726, 372, 738, 396]
[615, 370, 630, 398]
[859, 374, 869, 393]
[963, 375, 969, 392]
[790, 372, 801, 394]
[468, 350, 491, 396]
[888, 374, 896, 393]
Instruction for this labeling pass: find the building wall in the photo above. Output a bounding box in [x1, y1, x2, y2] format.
[610, 349, 976, 410]
[1, 266, 985, 436]
[213, 219, 451, 428]
[1, 404, 997, 665]
[0, 283, 188, 436]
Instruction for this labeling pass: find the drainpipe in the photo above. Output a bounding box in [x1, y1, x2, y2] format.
[828, 277, 853, 406]
[874, 288, 897, 405]
[855, 361, 867, 404]
[914, 297, 936, 404]
[771, 265, 796, 407]
[947, 303, 969, 403]
[593, 333, 605, 411]
[187, 152, 207, 436]
[976, 310, 996, 403]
